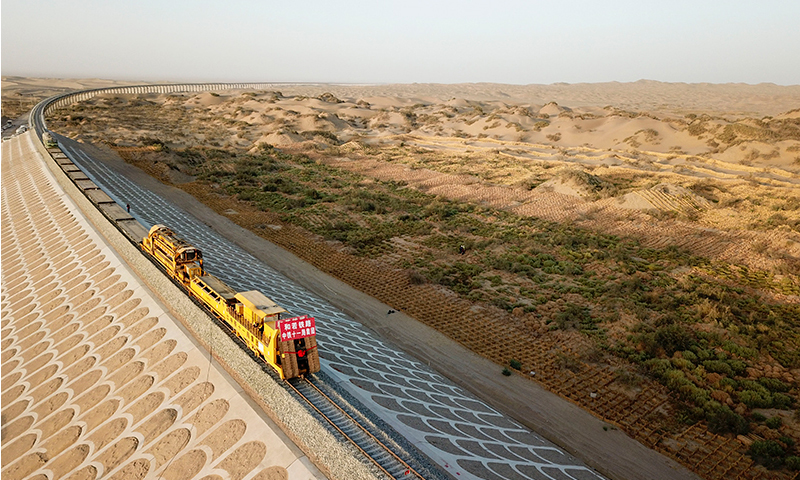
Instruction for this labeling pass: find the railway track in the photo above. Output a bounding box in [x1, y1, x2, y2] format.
[154, 244, 436, 480]
[162, 258, 436, 480]
[287, 377, 428, 480]
[166, 254, 434, 479]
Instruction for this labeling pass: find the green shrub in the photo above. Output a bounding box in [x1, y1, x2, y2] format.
[681, 350, 698, 363]
[692, 347, 714, 362]
[766, 416, 783, 429]
[749, 440, 785, 469]
[685, 386, 711, 407]
[407, 270, 427, 285]
[237, 190, 256, 202]
[727, 359, 747, 376]
[738, 389, 774, 409]
[722, 340, 757, 359]
[739, 379, 766, 391]
[664, 369, 692, 391]
[302, 130, 339, 144]
[509, 359, 522, 370]
[655, 324, 695, 355]
[752, 412, 767, 422]
[644, 358, 672, 377]
[502, 367, 512, 376]
[785, 456, 800, 471]
[719, 377, 738, 389]
[702, 360, 734, 377]
[773, 393, 793, 409]
[707, 405, 749, 435]
[759, 377, 791, 393]
[671, 357, 695, 370]
[555, 303, 594, 332]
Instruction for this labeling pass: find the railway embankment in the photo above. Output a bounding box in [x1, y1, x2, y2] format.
[1, 132, 382, 480]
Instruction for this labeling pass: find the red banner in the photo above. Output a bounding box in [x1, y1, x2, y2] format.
[277, 315, 316, 341]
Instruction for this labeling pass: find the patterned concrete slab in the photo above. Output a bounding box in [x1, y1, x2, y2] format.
[84, 189, 114, 204]
[1, 133, 328, 480]
[61, 142, 607, 480]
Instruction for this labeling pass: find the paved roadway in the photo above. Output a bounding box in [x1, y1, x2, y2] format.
[60, 140, 606, 480]
[1, 132, 329, 480]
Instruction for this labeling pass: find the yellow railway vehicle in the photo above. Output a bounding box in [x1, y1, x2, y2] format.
[141, 224, 204, 286]
[43, 131, 58, 148]
[141, 224, 320, 379]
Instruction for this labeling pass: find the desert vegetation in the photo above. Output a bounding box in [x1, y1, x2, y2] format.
[1, 76, 138, 120]
[44, 83, 800, 477]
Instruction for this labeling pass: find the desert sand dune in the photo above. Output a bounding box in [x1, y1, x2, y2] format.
[26, 78, 797, 273]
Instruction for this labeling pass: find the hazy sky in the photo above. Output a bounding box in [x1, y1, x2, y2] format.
[2, 0, 799, 85]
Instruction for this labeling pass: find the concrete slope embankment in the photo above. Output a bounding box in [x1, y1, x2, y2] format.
[0, 132, 378, 480]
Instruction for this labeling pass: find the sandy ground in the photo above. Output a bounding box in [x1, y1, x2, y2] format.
[74, 136, 701, 480]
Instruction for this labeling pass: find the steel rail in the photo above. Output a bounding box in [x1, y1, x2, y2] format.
[129, 256, 424, 480]
[286, 377, 427, 480]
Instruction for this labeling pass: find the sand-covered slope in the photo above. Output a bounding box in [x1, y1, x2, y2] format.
[33, 79, 800, 273]
[33, 80, 796, 171]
